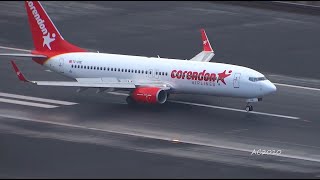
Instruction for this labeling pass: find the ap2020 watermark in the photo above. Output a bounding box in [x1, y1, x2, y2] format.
[251, 149, 282, 156]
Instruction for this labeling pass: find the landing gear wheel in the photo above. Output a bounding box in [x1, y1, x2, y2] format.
[126, 96, 136, 105]
[245, 105, 253, 112]
[249, 105, 253, 111]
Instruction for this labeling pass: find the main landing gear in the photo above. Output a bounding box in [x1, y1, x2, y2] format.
[126, 96, 136, 105]
[245, 98, 262, 112]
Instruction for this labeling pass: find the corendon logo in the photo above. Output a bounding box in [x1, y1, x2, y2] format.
[171, 69, 232, 85]
[217, 70, 232, 85]
[27, 1, 55, 50]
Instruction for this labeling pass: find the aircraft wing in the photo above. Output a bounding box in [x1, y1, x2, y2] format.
[190, 29, 215, 62]
[11, 60, 170, 90]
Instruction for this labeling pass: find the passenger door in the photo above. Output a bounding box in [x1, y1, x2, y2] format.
[233, 73, 241, 88]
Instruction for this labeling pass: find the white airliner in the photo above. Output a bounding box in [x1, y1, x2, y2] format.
[1, 1, 276, 111]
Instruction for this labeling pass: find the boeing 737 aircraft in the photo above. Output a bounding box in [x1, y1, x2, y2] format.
[1, 1, 277, 112]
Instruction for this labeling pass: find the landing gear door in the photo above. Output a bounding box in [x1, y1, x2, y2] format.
[233, 73, 241, 88]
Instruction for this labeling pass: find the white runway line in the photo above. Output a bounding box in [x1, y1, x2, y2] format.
[274, 83, 320, 92]
[0, 97, 58, 108]
[0, 113, 319, 163]
[0, 92, 77, 106]
[0, 46, 30, 52]
[108, 92, 300, 120]
[169, 100, 300, 120]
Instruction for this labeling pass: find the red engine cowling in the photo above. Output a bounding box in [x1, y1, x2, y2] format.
[131, 87, 167, 104]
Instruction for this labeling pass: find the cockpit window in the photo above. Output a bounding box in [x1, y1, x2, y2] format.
[249, 77, 267, 82]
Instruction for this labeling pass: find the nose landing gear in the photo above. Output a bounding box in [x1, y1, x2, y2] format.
[245, 104, 253, 112]
[245, 98, 262, 112]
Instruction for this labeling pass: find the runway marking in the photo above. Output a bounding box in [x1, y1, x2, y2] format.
[0, 92, 77, 106]
[0, 46, 30, 52]
[224, 129, 248, 134]
[0, 113, 319, 163]
[169, 100, 300, 120]
[0, 98, 58, 108]
[107, 92, 300, 120]
[274, 83, 320, 91]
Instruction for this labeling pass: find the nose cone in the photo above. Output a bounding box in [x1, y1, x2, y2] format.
[263, 81, 277, 95]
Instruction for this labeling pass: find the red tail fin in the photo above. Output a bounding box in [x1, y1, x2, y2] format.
[25, 1, 86, 56]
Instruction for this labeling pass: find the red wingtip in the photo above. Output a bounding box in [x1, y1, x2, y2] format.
[200, 29, 213, 52]
[11, 61, 28, 82]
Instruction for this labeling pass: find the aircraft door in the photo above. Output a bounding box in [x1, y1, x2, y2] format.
[233, 73, 241, 88]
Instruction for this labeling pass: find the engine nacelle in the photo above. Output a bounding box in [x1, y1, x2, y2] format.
[131, 87, 167, 104]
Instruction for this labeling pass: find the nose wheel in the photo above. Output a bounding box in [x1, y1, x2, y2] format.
[245, 98, 260, 112]
[245, 105, 253, 112]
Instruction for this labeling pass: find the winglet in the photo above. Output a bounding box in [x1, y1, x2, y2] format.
[11, 61, 29, 82]
[200, 29, 213, 52]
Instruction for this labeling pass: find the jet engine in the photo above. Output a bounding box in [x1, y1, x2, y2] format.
[129, 87, 168, 104]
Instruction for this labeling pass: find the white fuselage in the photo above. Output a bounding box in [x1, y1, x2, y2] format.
[44, 52, 276, 99]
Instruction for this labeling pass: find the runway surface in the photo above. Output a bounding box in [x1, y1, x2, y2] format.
[0, 1, 320, 178]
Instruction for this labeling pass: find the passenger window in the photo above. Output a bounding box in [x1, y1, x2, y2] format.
[138, 70, 140, 73]
[121, 69, 124, 72]
[125, 69, 127, 72]
[104, 67, 106, 70]
[142, 70, 144, 74]
[165, 72, 168, 76]
[111, 68, 113, 71]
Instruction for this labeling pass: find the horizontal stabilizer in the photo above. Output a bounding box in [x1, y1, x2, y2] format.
[0, 53, 47, 58]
